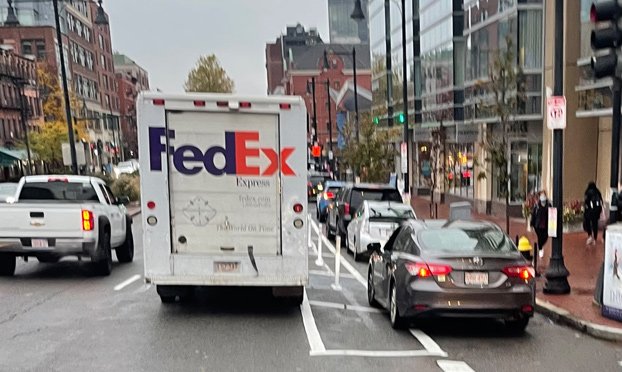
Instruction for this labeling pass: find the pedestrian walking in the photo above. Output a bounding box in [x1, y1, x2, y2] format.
[583, 181, 603, 246]
[530, 191, 551, 259]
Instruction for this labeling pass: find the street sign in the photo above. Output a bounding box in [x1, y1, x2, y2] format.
[400, 142, 407, 173]
[546, 96, 566, 130]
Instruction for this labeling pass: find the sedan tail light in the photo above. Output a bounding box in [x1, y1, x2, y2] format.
[405, 262, 452, 277]
[325, 191, 335, 199]
[344, 202, 350, 215]
[502, 266, 535, 280]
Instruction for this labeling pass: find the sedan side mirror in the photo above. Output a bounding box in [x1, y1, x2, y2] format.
[367, 242, 381, 253]
[117, 196, 130, 206]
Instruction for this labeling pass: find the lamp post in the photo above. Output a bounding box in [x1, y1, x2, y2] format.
[350, 1, 365, 143]
[400, 0, 409, 192]
[5, 0, 109, 175]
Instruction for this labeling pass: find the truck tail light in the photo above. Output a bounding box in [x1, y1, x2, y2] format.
[193, 100, 206, 107]
[239, 101, 252, 108]
[153, 99, 165, 106]
[48, 177, 68, 182]
[279, 103, 291, 109]
[82, 210, 94, 231]
[216, 101, 229, 108]
[293, 203, 303, 213]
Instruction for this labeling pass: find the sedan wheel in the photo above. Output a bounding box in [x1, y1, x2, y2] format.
[389, 284, 406, 329]
[367, 269, 379, 308]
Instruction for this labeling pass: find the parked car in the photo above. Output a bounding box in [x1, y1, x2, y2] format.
[0, 175, 135, 276]
[0, 182, 17, 203]
[307, 172, 331, 201]
[316, 180, 345, 222]
[327, 183, 403, 242]
[367, 219, 535, 333]
[346, 200, 415, 261]
[114, 160, 139, 178]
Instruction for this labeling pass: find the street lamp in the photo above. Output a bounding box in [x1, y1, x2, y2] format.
[4, 0, 109, 175]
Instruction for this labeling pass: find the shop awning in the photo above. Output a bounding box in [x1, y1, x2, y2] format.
[0, 147, 29, 167]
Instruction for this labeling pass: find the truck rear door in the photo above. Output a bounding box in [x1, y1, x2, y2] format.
[166, 110, 282, 256]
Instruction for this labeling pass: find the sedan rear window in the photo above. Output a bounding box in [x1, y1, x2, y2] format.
[19, 182, 99, 202]
[418, 228, 516, 253]
[369, 205, 415, 221]
[351, 189, 402, 210]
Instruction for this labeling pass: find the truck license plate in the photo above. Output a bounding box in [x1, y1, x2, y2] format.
[214, 262, 240, 273]
[465, 272, 488, 286]
[31, 239, 48, 248]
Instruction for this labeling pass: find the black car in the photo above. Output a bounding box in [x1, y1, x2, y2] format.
[367, 219, 535, 333]
[307, 172, 331, 201]
[327, 183, 402, 242]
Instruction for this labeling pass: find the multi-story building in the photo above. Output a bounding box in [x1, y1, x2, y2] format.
[0, 47, 43, 181]
[266, 24, 371, 154]
[0, 0, 120, 171]
[328, 0, 370, 44]
[114, 53, 149, 160]
[369, 0, 545, 216]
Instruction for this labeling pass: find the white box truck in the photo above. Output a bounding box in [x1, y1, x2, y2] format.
[138, 92, 308, 304]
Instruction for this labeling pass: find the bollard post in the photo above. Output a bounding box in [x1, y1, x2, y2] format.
[315, 223, 324, 267]
[332, 235, 342, 291]
[435, 203, 439, 219]
[308, 214, 312, 248]
[515, 235, 519, 246]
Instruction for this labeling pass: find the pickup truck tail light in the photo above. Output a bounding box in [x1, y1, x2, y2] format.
[82, 210, 94, 231]
[344, 202, 350, 216]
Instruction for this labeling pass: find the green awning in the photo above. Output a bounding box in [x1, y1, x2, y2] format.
[0, 147, 28, 167]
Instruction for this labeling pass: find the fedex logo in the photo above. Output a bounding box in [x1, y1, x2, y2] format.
[149, 127, 296, 176]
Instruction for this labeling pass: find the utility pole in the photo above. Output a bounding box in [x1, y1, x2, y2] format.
[544, 0, 570, 294]
[384, 0, 393, 127]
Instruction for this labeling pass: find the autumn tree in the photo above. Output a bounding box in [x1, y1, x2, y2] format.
[341, 113, 398, 183]
[37, 63, 81, 122]
[184, 54, 234, 93]
[476, 36, 525, 233]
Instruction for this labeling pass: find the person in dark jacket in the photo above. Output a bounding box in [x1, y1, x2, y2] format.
[584, 182, 603, 245]
[531, 191, 551, 259]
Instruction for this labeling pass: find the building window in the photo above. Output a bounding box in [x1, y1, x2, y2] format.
[100, 54, 106, 69]
[518, 10, 543, 69]
[99, 34, 104, 49]
[21, 40, 32, 56]
[35, 40, 46, 60]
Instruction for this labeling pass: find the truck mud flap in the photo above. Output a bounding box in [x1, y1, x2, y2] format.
[247, 245, 258, 276]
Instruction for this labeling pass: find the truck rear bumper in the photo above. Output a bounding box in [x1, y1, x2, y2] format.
[146, 275, 308, 287]
[0, 239, 97, 258]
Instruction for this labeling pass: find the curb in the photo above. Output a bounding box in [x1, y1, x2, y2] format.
[536, 298, 622, 342]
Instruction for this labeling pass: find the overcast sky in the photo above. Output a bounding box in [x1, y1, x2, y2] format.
[105, 0, 329, 95]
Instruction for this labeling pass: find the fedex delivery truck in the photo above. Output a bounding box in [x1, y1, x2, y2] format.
[138, 92, 308, 304]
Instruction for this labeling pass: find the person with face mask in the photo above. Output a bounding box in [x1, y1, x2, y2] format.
[530, 191, 551, 259]
[583, 181, 603, 245]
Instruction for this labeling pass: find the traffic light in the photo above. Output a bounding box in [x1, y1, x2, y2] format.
[590, 1, 622, 78]
[373, 116, 379, 125]
[311, 145, 321, 158]
[397, 113, 405, 124]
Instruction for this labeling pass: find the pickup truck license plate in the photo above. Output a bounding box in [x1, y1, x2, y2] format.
[214, 262, 240, 273]
[31, 239, 48, 248]
[465, 272, 488, 286]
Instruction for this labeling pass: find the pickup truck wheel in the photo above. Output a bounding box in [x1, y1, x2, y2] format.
[160, 295, 176, 303]
[0, 253, 15, 276]
[93, 230, 112, 276]
[116, 220, 134, 263]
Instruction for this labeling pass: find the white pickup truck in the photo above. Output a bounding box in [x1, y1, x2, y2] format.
[0, 175, 135, 276]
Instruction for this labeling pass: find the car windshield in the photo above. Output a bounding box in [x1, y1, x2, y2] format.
[351, 189, 402, 211]
[368, 205, 414, 221]
[19, 182, 99, 202]
[417, 228, 516, 254]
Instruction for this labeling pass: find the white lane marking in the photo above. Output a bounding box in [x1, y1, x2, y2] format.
[437, 360, 476, 372]
[410, 329, 447, 357]
[113, 274, 141, 291]
[308, 299, 384, 313]
[309, 270, 355, 279]
[310, 218, 367, 287]
[311, 349, 446, 357]
[300, 289, 326, 353]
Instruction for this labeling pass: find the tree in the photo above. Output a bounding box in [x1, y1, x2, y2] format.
[476, 36, 526, 233]
[37, 63, 81, 122]
[341, 112, 398, 183]
[30, 120, 89, 172]
[184, 54, 234, 93]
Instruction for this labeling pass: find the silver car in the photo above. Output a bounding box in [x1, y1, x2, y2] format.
[346, 200, 415, 261]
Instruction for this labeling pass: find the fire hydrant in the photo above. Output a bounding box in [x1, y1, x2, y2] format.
[517, 236, 532, 260]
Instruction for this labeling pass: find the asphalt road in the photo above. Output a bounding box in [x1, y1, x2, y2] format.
[0, 208, 621, 372]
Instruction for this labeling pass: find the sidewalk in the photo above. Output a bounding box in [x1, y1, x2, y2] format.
[410, 196, 622, 341]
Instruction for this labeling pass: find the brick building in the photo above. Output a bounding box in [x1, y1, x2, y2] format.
[0, 0, 120, 171]
[0, 47, 43, 180]
[114, 53, 149, 159]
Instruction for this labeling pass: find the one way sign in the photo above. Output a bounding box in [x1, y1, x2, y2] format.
[547, 96, 566, 130]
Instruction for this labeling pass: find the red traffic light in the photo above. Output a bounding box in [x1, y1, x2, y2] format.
[311, 145, 321, 158]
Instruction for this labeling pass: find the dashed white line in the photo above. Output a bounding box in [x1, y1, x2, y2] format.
[308, 299, 384, 313]
[311, 349, 446, 357]
[437, 360, 476, 372]
[113, 274, 141, 291]
[300, 289, 326, 353]
[309, 270, 355, 279]
[410, 329, 448, 357]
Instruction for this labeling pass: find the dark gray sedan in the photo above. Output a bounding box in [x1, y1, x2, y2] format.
[367, 219, 535, 333]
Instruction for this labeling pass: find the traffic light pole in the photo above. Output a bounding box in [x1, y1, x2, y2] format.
[544, 0, 570, 294]
[610, 80, 621, 224]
